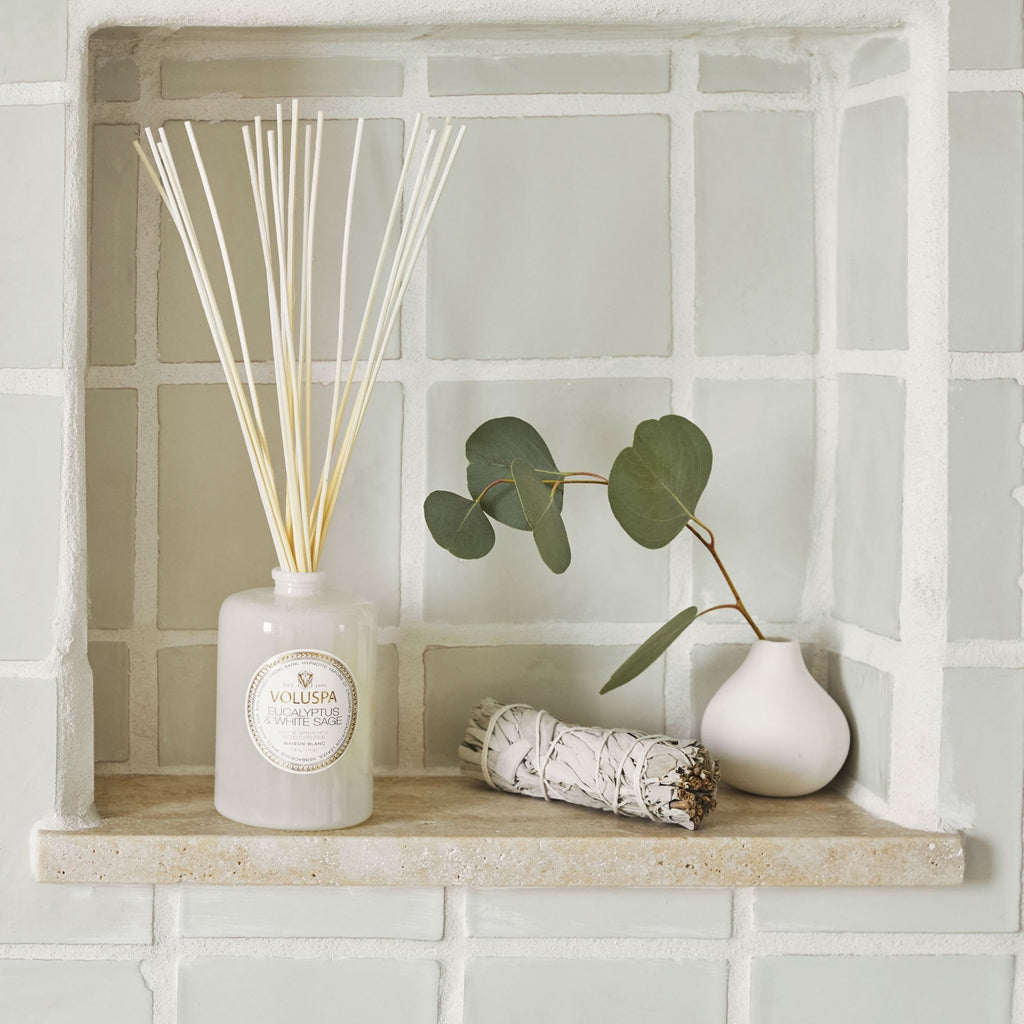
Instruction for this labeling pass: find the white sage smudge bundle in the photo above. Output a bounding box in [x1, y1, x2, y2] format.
[459, 698, 720, 829]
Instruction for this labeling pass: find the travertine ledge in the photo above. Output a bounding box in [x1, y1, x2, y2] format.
[34, 775, 964, 887]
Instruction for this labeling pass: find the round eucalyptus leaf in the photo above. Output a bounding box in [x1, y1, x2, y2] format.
[423, 490, 496, 560]
[510, 457, 571, 574]
[600, 606, 699, 694]
[608, 415, 712, 549]
[466, 417, 563, 531]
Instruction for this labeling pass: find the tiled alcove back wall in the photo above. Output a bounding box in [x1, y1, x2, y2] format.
[85, 30, 917, 796]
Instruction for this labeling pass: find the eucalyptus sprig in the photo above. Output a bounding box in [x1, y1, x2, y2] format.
[424, 414, 764, 693]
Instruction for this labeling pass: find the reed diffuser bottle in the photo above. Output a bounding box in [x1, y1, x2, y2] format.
[215, 570, 376, 829]
[137, 103, 464, 829]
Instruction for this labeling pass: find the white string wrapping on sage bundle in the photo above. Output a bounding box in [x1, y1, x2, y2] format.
[459, 698, 720, 829]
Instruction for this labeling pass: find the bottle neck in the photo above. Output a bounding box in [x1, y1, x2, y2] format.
[272, 568, 326, 597]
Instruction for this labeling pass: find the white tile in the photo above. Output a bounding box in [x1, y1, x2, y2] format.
[157, 118, 403, 363]
[429, 52, 670, 94]
[179, 958, 439, 1024]
[948, 380, 1023, 639]
[950, 0, 1024, 69]
[695, 111, 815, 355]
[90, 125, 139, 366]
[466, 887, 732, 937]
[158, 645, 216, 766]
[427, 115, 671, 359]
[423, 378, 671, 624]
[833, 375, 903, 638]
[158, 382, 401, 629]
[750, 956, 1013, 1024]
[0, 106, 64, 367]
[848, 37, 910, 85]
[0, 396, 63, 660]
[424, 644, 665, 768]
[0, 0, 66, 84]
[838, 99, 907, 350]
[949, 93, 1024, 352]
[86, 388, 137, 628]
[90, 641, 130, 763]
[94, 55, 140, 101]
[754, 668, 1024, 932]
[0, 961, 151, 1024]
[826, 654, 892, 799]
[698, 54, 809, 92]
[162, 56, 403, 98]
[0, 680, 152, 943]
[464, 958, 728, 1024]
[180, 886, 443, 938]
[375, 643, 399, 768]
[693, 379, 815, 624]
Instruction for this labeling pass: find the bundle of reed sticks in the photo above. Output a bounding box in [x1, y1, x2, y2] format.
[135, 102, 464, 571]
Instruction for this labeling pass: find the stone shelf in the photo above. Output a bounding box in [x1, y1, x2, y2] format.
[34, 774, 964, 888]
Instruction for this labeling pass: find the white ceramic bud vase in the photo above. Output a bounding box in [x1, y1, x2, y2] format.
[699, 639, 850, 798]
[214, 568, 376, 830]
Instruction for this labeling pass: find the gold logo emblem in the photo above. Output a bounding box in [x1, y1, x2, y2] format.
[297, 670, 314, 689]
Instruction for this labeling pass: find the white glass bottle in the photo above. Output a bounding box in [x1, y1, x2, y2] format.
[214, 568, 376, 829]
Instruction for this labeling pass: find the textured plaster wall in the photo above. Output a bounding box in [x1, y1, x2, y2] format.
[0, 1, 1023, 1023]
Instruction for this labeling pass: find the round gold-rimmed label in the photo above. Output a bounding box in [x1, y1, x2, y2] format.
[245, 649, 358, 774]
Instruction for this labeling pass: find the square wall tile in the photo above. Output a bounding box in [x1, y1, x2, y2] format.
[158, 645, 216, 767]
[0, 962, 151, 1024]
[754, 668, 1024, 932]
[90, 125, 139, 366]
[826, 653, 892, 799]
[838, 98, 907, 350]
[0, 680, 152, 943]
[466, 887, 732, 938]
[0, 106, 64, 367]
[94, 55, 140, 101]
[86, 388, 137, 628]
[180, 886, 442, 938]
[949, 93, 1024, 351]
[465, 958, 728, 1024]
[429, 53, 670, 95]
[698, 54, 809, 92]
[158, 384, 276, 627]
[848, 37, 909, 85]
[179, 958, 439, 1024]
[694, 379, 815, 623]
[950, 0, 1024, 69]
[423, 379, 670, 624]
[375, 643, 399, 768]
[157, 118, 403, 363]
[0, 395, 63, 660]
[833, 374, 903, 638]
[157, 643, 398, 769]
[751, 956, 1013, 1024]
[90, 641, 130, 763]
[0, 0, 66, 84]
[427, 115, 671, 359]
[162, 57, 403, 98]
[158, 382, 401, 629]
[948, 379, 1023, 640]
[695, 111, 815, 355]
[424, 644, 665, 768]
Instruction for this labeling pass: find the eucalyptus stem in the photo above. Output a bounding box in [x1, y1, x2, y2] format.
[685, 521, 764, 640]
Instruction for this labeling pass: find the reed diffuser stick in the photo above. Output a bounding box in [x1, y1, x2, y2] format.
[136, 107, 464, 573]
